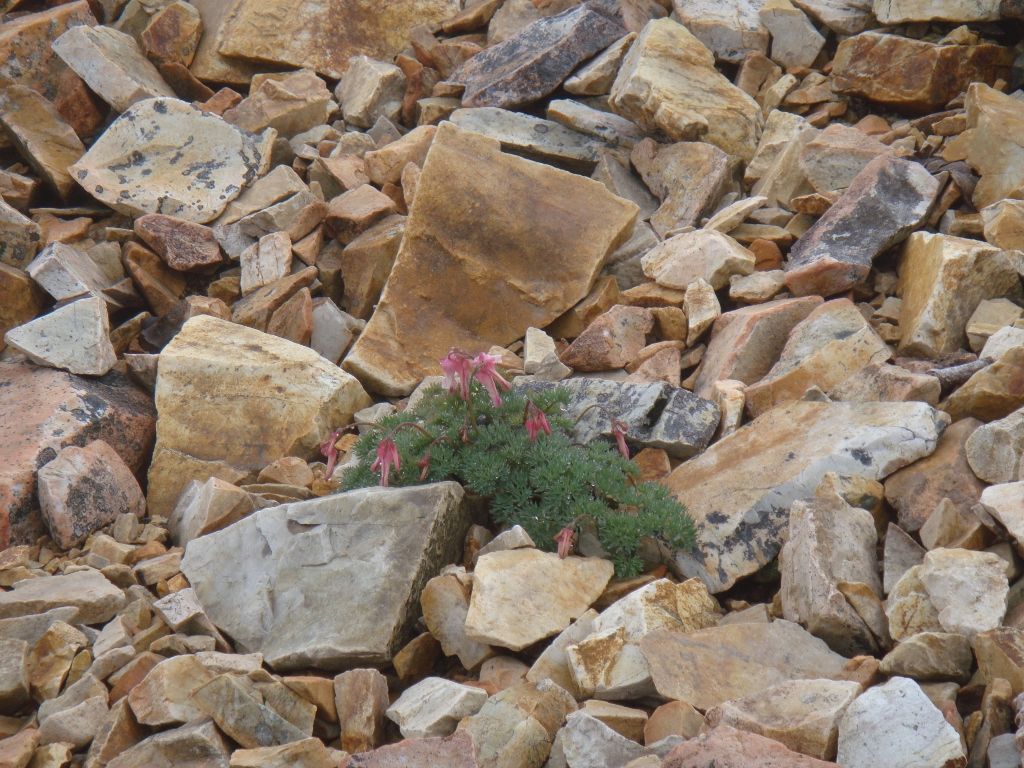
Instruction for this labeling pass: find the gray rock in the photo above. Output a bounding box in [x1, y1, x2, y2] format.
[559, 710, 652, 767]
[4, 296, 117, 377]
[0, 638, 29, 715]
[966, 407, 1024, 484]
[182, 483, 470, 670]
[106, 718, 230, 768]
[0, 569, 125, 624]
[385, 677, 488, 739]
[191, 673, 309, 748]
[518, 378, 720, 459]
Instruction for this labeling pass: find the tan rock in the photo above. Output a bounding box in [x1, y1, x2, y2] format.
[324, 186, 398, 245]
[217, 0, 459, 80]
[188, 0, 262, 86]
[918, 548, 1008, 637]
[897, 232, 1021, 359]
[146, 315, 370, 517]
[222, 69, 333, 138]
[465, 551, 613, 652]
[663, 724, 840, 768]
[878, 632, 973, 683]
[526, 610, 597, 699]
[799, 123, 892, 194]
[967, 409, 1024, 484]
[671, 0, 769, 64]
[0, 570, 125, 624]
[102, 717, 229, 768]
[560, 305, 653, 371]
[644, 700, 705, 744]
[344, 123, 637, 396]
[421, 568, 494, 670]
[966, 299, 1023, 352]
[642, 231, 754, 291]
[982, 200, 1024, 249]
[339, 215, 404, 320]
[641, 620, 849, 710]
[951, 84, 1024, 209]
[609, 18, 763, 161]
[127, 655, 214, 726]
[240, 232, 292, 295]
[0, 728, 38, 768]
[565, 33, 636, 96]
[364, 126, 435, 187]
[881, 522, 924, 594]
[941, 345, 1024, 422]
[973, 628, 1024, 695]
[886, 565, 944, 642]
[336, 56, 405, 128]
[760, 0, 826, 69]
[830, 362, 941, 406]
[0, 203, 41, 273]
[745, 299, 890, 416]
[192, 673, 309, 749]
[684, 278, 720, 346]
[4, 297, 116, 377]
[874, 0, 1000, 22]
[0, 86, 84, 201]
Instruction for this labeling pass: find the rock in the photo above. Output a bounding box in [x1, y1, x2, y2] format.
[215, 0, 459, 80]
[167, 477, 254, 547]
[645, 701, 705, 744]
[324, 185, 397, 245]
[450, 107, 605, 169]
[878, 632, 973, 683]
[229, 738, 338, 768]
[223, 70, 333, 138]
[385, 677, 488, 738]
[0, 204, 41, 273]
[982, 200, 1024, 249]
[693, 297, 822, 399]
[799, 124, 892, 195]
[465, 550, 612, 652]
[642, 620, 847, 711]
[982, 326, 1024, 361]
[0, 638, 29, 715]
[662, 724, 840, 768]
[192, 673, 308, 748]
[684, 279, 721, 346]
[52, 25, 174, 112]
[38, 693, 108, 749]
[0, 362, 154, 548]
[664, 400, 948, 592]
[182, 483, 470, 670]
[335, 668, 388, 754]
[630, 139, 737, 237]
[832, 31, 1011, 112]
[520, 377, 720, 459]
[884, 525, 927, 594]
[780, 496, 881, 655]
[671, 0, 769, 64]
[642, 231, 754, 291]
[344, 123, 637, 396]
[134, 214, 222, 272]
[0, 729, 38, 768]
[4, 296, 117, 377]
[337, 57, 405, 128]
[364, 126, 435, 187]
[966, 299, 1023, 352]
[70, 97, 273, 224]
[0, 569, 125, 624]
[0, 85, 85, 201]
[451, 5, 625, 109]
[558, 710, 652, 766]
[830, 362, 941, 406]
[347, 730, 478, 767]
[24, 242, 115, 307]
[836, 677, 965, 768]
[581, 700, 648, 742]
[744, 299, 891, 416]
[141, 1, 203, 66]
[973, 628, 1024, 695]
[609, 18, 763, 161]
[897, 233, 1021, 358]
[705, 679, 861, 760]
[874, 0, 1000, 23]
[919, 548, 1008, 637]
[127, 655, 215, 726]
[952, 84, 1024, 209]
[421, 568, 494, 670]
[36, 440, 144, 551]
[105, 718, 229, 768]
[941, 346, 1024, 422]
[524, 327, 570, 380]
[527, 610, 597, 698]
[240, 232, 292, 295]
[560, 306, 653, 371]
[760, 0, 826, 69]
[884, 418, 986, 534]
[783, 156, 939, 298]
[886, 565, 944, 641]
[979, 483, 1024, 552]
[146, 315, 369, 517]
[565, 32, 634, 96]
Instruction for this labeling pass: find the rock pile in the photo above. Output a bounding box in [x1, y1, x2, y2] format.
[1, 0, 1024, 766]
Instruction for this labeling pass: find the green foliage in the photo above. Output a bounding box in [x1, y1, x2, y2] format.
[341, 381, 695, 577]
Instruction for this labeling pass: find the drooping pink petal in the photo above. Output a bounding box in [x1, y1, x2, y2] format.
[554, 526, 575, 559]
[611, 419, 630, 459]
[320, 428, 344, 477]
[372, 437, 401, 487]
[440, 350, 473, 400]
[473, 352, 511, 407]
[417, 452, 431, 481]
[524, 401, 551, 441]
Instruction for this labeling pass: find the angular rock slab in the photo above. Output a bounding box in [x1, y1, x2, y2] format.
[70, 97, 273, 224]
[663, 723, 841, 768]
[874, 0, 1000, 22]
[955, 84, 1024, 209]
[641, 620, 849, 711]
[0, 361, 155, 548]
[784, 155, 939, 298]
[344, 122, 637, 396]
[0, 569, 125, 624]
[3, 296, 117, 377]
[664, 400, 949, 592]
[216, 0, 459, 80]
[182, 483, 471, 670]
[147, 315, 370, 517]
[609, 18, 763, 161]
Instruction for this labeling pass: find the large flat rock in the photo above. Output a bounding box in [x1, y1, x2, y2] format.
[344, 122, 637, 396]
[664, 400, 949, 592]
[182, 483, 471, 670]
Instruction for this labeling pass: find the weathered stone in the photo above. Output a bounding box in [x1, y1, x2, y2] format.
[71, 97, 272, 224]
[450, 107, 605, 169]
[0, 204, 41, 273]
[147, 315, 369, 517]
[0, 86, 85, 201]
[744, 299, 891, 416]
[25, 244, 114, 309]
[4, 297, 116, 377]
[706, 679, 861, 760]
[830, 362, 942, 406]
[0, 638, 29, 715]
[134, 214, 222, 272]
[665, 400, 948, 592]
[641, 620, 848, 710]
[347, 730, 478, 767]
[642, 231, 754, 292]
[919, 548, 1008, 637]
[982, 199, 1024, 250]
[973, 627, 1024, 695]
[886, 565, 944, 642]
[897, 232, 1021, 359]
[452, 6, 624, 109]
[223, 69, 332, 138]
[192, 674, 308, 749]
[527, 610, 597, 699]
[780, 496, 881, 655]
[832, 31, 1011, 112]
[331, 668, 387, 755]
[421, 568, 494, 670]
[799, 123, 892, 195]
[140, 0, 202, 66]
[53, 25, 174, 112]
[127, 655, 214, 726]
[979, 483, 1024, 556]
[644, 701, 705, 745]
[565, 32, 635, 95]
[122, 242, 187, 315]
[663, 724, 840, 768]
[884, 525, 926, 595]
[105, 718, 229, 768]
[229, 738, 338, 768]
[967, 299, 1023, 352]
[950, 84, 1024, 209]
[0, 362, 154, 548]
[344, 123, 637, 396]
[0, 728, 39, 768]
[386, 677, 488, 738]
[671, 0, 769, 64]
[465, 550, 612, 652]
[760, 0, 825, 68]
[217, 0, 459, 80]
[183, 483, 469, 670]
[579, 700, 648, 743]
[874, 0, 1000, 21]
[240, 232, 292, 295]
[609, 18, 763, 161]
[784, 156, 939, 298]
[557, 710, 653, 766]
[878, 632, 973, 683]
[0, 569, 124, 625]
[941, 346, 1024, 422]
[335, 56, 405, 128]
[836, 677, 965, 768]
[560, 305, 653, 371]
[684, 279, 720, 346]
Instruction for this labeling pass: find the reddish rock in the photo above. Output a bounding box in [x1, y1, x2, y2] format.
[267, 287, 313, 346]
[37, 440, 146, 550]
[324, 185, 398, 244]
[0, 263, 46, 352]
[452, 5, 625, 109]
[663, 724, 839, 768]
[346, 730, 479, 767]
[832, 31, 1013, 112]
[133, 214, 223, 272]
[560, 305, 653, 371]
[0, 362, 155, 549]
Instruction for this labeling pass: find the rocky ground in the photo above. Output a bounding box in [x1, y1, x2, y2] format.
[1, 0, 1024, 766]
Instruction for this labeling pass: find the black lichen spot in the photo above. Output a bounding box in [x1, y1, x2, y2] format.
[35, 447, 58, 469]
[850, 448, 872, 466]
[153, 100, 168, 114]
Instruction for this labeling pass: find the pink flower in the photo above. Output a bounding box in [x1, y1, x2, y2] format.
[440, 350, 473, 401]
[554, 526, 575, 559]
[371, 437, 401, 487]
[611, 419, 630, 459]
[319, 428, 344, 477]
[524, 401, 551, 441]
[473, 352, 511, 407]
[417, 452, 431, 481]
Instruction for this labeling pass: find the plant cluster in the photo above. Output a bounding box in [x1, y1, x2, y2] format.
[337, 351, 695, 577]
